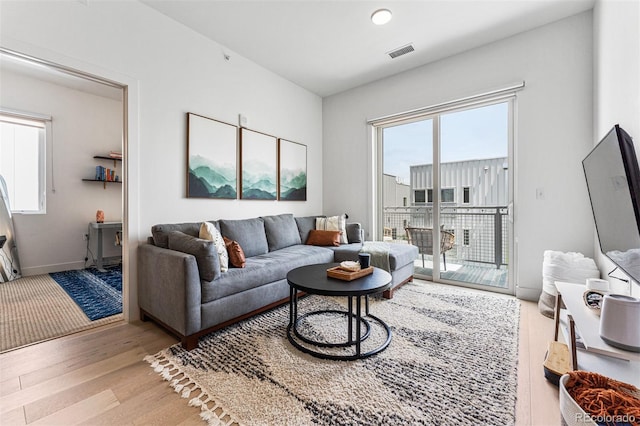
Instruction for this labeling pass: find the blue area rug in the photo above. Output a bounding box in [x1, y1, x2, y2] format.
[49, 266, 122, 321]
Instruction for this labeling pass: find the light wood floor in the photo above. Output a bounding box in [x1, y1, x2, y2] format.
[0, 299, 559, 425]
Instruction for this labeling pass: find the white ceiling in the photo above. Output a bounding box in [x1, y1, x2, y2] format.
[142, 0, 595, 97]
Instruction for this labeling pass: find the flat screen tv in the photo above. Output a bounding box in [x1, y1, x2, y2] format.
[583, 124, 640, 285]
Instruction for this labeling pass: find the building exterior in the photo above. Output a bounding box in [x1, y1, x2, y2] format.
[383, 173, 410, 208]
[385, 157, 509, 267]
[410, 157, 509, 207]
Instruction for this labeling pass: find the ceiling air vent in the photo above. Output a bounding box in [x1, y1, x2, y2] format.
[387, 43, 414, 59]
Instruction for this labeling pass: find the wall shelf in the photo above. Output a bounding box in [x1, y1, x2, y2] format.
[83, 154, 123, 189]
[93, 155, 122, 168]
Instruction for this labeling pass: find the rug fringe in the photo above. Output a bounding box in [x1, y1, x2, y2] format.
[144, 351, 240, 426]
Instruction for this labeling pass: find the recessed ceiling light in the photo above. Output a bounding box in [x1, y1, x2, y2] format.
[371, 9, 392, 25]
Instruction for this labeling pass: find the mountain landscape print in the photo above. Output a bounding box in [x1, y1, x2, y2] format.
[187, 113, 237, 199]
[241, 129, 277, 200]
[279, 139, 307, 201]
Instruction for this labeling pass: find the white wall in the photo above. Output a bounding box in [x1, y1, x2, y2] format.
[1, 70, 123, 275]
[323, 12, 595, 300]
[593, 0, 640, 295]
[0, 0, 323, 319]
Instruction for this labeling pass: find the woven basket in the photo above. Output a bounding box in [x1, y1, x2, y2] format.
[559, 373, 640, 426]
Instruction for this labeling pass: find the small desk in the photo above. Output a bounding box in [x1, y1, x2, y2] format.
[89, 221, 122, 271]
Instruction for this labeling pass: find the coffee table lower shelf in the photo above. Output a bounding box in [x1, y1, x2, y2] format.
[287, 291, 391, 361]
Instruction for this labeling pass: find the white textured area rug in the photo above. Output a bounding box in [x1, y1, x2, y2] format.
[146, 282, 520, 426]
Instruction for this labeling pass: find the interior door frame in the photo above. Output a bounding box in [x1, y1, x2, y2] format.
[0, 46, 137, 319]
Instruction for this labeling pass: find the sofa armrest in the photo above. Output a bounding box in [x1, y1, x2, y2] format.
[138, 243, 201, 336]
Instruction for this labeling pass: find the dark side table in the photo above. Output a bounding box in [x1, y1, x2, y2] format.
[286, 263, 392, 360]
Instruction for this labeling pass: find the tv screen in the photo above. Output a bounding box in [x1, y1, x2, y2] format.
[583, 124, 640, 285]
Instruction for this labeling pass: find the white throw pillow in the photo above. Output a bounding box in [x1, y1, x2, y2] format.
[316, 215, 348, 244]
[199, 222, 229, 272]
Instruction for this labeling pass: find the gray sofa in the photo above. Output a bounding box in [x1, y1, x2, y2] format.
[138, 214, 418, 350]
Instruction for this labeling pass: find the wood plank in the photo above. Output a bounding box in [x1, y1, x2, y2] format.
[76, 380, 197, 426]
[31, 390, 119, 425]
[515, 299, 532, 425]
[18, 324, 174, 388]
[0, 347, 146, 415]
[24, 359, 165, 422]
[0, 406, 26, 425]
[524, 301, 561, 426]
[0, 376, 22, 397]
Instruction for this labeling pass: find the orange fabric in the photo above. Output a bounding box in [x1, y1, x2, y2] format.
[305, 230, 341, 247]
[223, 237, 246, 268]
[565, 371, 640, 424]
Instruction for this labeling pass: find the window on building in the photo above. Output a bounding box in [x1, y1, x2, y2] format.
[441, 188, 454, 203]
[463, 229, 470, 246]
[428, 188, 454, 203]
[463, 187, 470, 204]
[414, 190, 425, 204]
[0, 114, 47, 213]
[403, 197, 407, 207]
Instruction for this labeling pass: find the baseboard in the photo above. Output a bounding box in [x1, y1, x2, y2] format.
[516, 286, 541, 301]
[21, 261, 86, 276]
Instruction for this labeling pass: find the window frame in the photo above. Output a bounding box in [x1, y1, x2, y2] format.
[0, 112, 49, 214]
[463, 186, 470, 204]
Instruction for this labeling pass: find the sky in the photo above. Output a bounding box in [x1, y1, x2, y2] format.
[383, 102, 509, 184]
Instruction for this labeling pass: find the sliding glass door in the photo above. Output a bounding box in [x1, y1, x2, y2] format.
[377, 99, 513, 294]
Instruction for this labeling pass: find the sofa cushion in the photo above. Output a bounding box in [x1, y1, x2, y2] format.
[200, 222, 229, 272]
[224, 237, 246, 268]
[152, 222, 201, 249]
[167, 230, 220, 281]
[219, 218, 268, 258]
[295, 215, 323, 244]
[201, 244, 334, 303]
[329, 242, 418, 271]
[306, 229, 341, 246]
[262, 214, 301, 251]
[316, 215, 348, 244]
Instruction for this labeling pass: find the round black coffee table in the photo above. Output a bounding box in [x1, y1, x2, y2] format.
[287, 263, 392, 360]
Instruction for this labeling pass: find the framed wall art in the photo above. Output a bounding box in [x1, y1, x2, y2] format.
[278, 139, 307, 201]
[240, 128, 277, 200]
[187, 113, 238, 199]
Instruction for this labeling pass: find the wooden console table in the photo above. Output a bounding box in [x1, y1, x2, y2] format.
[554, 281, 640, 386]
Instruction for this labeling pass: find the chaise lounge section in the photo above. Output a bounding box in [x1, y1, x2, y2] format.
[138, 214, 417, 349]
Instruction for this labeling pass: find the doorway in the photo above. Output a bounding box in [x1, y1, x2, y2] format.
[375, 97, 514, 294]
[0, 48, 128, 351]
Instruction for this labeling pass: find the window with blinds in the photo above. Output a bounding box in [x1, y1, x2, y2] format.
[0, 113, 48, 213]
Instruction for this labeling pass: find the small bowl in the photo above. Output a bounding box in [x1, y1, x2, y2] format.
[583, 290, 605, 315]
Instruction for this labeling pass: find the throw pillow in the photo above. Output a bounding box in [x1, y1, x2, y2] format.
[219, 218, 268, 258]
[295, 215, 323, 244]
[262, 214, 302, 251]
[167, 231, 221, 282]
[224, 237, 246, 268]
[316, 215, 348, 244]
[306, 230, 341, 247]
[199, 222, 229, 272]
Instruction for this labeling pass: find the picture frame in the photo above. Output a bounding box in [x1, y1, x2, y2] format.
[187, 113, 238, 199]
[240, 128, 277, 200]
[278, 139, 307, 201]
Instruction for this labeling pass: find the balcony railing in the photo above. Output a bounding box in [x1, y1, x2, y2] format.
[384, 205, 508, 269]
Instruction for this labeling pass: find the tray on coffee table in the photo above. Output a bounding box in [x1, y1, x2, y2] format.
[326, 266, 374, 281]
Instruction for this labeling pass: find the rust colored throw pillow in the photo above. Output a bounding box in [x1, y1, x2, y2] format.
[224, 237, 246, 268]
[305, 230, 341, 247]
